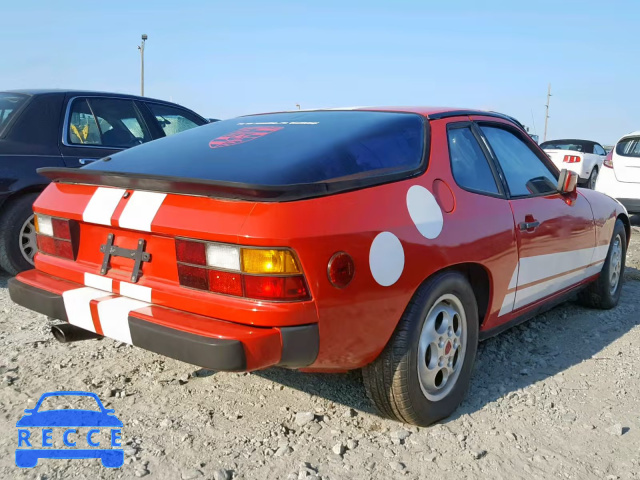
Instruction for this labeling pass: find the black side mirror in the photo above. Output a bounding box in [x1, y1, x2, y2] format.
[557, 169, 578, 194]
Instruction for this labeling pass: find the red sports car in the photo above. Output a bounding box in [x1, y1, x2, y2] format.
[9, 107, 630, 426]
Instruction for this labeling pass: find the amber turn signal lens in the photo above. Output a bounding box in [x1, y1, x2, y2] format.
[240, 249, 300, 274]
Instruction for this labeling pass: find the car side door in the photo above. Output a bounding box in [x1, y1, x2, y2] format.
[473, 118, 597, 315]
[59, 96, 153, 167]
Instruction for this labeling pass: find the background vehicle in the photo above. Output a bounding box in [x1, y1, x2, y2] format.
[540, 139, 607, 189]
[0, 90, 208, 274]
[596, 131, 640, 213]
[8, 107, 630, 426]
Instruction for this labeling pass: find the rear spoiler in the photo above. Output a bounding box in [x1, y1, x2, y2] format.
[37, 167, 416, 202]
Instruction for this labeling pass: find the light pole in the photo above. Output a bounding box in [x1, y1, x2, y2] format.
[138, 34, 148, 96]
[543, 83, 551, 142]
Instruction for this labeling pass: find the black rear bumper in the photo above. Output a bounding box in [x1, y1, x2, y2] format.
[8, 276, 318, 371]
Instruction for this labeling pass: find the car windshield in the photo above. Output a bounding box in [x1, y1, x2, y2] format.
[85, 110, 425, 185]
[36, 395, 102, 412]
[540, 140, 588, 152]
[0, 92, 29, 134]
[615, 136, 640, 158]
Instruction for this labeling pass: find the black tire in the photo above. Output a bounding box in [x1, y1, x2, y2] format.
[0, 193, 39, 275]
[362, 270, 479, 426]
[577, 219, 627, 309]
[587, 167, 598, 190]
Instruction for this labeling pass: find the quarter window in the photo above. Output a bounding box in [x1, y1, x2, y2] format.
[448, 126, 499, 195]
[480, 126, 557, 197]
[146, 103, 204, 136]
[67, 98, 151, 148]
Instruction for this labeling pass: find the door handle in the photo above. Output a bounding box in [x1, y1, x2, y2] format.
[519, 220, 540, 231]
[79, 158, 96, 165]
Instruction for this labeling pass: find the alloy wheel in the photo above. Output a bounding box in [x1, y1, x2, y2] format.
[417, 294, 467, 401]
[19, 214, 37, 265]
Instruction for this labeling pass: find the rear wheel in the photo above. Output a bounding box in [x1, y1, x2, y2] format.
[362, 271, 479, 426]
[587, 167, 598, 189]
[578, 219, 626, 309]
[0, 193, 39, 275]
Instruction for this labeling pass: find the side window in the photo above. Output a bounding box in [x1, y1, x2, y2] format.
[145, 103, 204, 136]
[67, 99, 102, 145]
[67, 98, 152, 148]
[480, 126, 558, 197]
[447, 126, 499, 195]
[594, 144, 606, 156]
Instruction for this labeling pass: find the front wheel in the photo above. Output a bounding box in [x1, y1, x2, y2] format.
[362, 271, 479, 426]
[578, 219, 626, 309]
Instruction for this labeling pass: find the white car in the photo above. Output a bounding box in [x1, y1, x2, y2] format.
[595, 131, 640, 213]
[540, 139, 607, 189]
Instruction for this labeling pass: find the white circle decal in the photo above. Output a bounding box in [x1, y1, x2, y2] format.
[369, 232, 405, 286]
[406, 185, 444, 239]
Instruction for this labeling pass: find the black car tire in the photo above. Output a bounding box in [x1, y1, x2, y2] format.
[362, 270, 479, 426]
[587, 167, 598, 190]
[0, 193, 39, 275]
[577, 219, 627, 309]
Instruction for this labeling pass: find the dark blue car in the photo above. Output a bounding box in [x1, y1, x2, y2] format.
[15, 391, 124, 468]
[0, 90, 208, 275]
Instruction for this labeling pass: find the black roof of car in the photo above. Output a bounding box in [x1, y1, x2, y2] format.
[3, 89, 183, 106]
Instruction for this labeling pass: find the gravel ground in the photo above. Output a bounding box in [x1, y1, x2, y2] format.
[1, 216, 639, 480]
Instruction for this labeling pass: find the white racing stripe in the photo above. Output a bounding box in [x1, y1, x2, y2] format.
[118, 191, 167, 232]
[498, 244, 609, 316]
[84, 273, 113, 292]
[517, 246, 596, 286]
[62, 287, 108, 332]
[499, 292, 516, 317]
[119, 281, 152, 303]
[513, 262, 603, 310]
[97, 297, 150, 344]
[83, 187, 126, 226]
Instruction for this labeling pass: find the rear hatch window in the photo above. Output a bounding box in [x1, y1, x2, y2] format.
[0, 92, 29, 135]
[82, 110, 426, 187]
[615, 137, 640, 158]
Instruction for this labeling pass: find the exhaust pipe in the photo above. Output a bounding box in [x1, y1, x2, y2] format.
[51, 323, 102, 343]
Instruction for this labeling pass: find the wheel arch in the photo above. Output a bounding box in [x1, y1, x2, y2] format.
[617, 213, 631, 246]
[0, 186, 45, 212]
[414, 262, 492, 327]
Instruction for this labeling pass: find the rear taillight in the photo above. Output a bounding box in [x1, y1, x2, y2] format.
[563, 155, 581, 163]
[175, 239, 309, 301]
[35, 214, 76, 260]
[603, 150, 614, 168]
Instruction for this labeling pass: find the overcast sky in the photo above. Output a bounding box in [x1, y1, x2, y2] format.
[2, 0, 638, 144]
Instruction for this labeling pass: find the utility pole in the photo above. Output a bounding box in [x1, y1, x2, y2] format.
[138, 34, 148, 96]
[543, 83, 551, 141]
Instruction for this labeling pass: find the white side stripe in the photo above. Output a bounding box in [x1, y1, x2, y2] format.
[513, 262, 603, 310]
[590, 245, 609, 264]
[62, 287, 107, 332]
[83, 187, 125, 226]
[517, 246, 598, 286]
[120, 282, 152, 303]
[84, 273, 113, 292]
[498, 244, 608, 316]
[97, 297, 149, 344]
[499, 292, 516, 316]
[118, 191, 167, 232]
